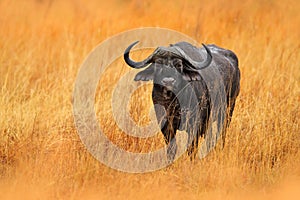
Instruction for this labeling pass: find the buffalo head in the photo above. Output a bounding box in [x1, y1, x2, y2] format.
[124, 41, 212, 94]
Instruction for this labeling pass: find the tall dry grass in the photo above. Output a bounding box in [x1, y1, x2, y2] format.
[0, 0, 299, 199]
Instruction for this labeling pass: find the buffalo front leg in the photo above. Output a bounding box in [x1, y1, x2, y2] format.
[187, 124, 203, 161]
[187, 134, 199, 160]
[161, 121, 177, 163]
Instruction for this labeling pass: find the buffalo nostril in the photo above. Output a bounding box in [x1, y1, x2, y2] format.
[162, 77, 176, 85]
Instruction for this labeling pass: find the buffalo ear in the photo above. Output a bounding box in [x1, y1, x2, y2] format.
[182, 71, 202, 81]
[134, 66, 155, 81]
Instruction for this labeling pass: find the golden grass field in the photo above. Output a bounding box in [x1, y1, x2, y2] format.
[0, 0, 299, 199]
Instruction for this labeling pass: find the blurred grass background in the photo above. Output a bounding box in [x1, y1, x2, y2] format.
[0, 0, 299, 199]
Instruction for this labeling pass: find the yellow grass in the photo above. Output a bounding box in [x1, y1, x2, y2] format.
[0, 0, 299, 199]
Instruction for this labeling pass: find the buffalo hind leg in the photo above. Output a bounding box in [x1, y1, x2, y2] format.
[221, 102, 236, 148]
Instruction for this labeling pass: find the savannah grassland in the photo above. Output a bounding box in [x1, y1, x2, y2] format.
[0, 0, 300, 199]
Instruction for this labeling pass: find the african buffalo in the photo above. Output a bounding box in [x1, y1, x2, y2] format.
[124, 41, 240, 161]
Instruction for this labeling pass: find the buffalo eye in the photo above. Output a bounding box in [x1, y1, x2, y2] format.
[154, 58, 164, 72]
[152, 58, 161, 73]
[173, 58, 183, 73]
